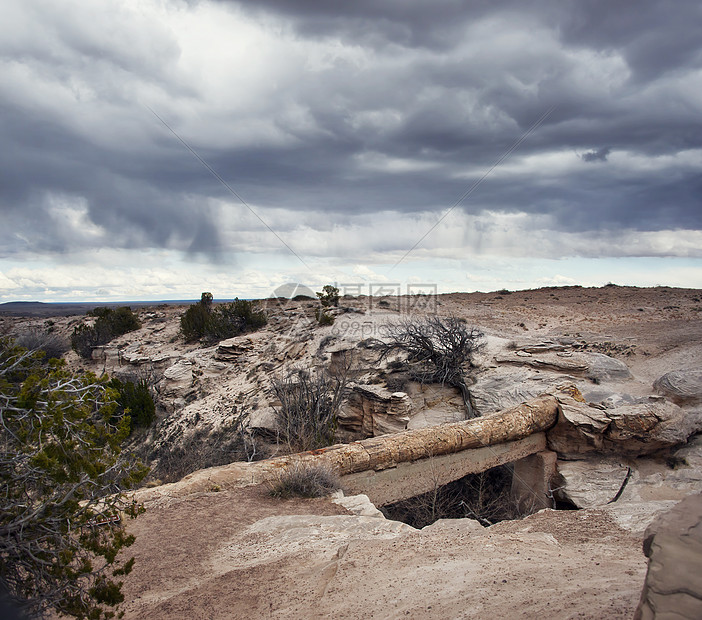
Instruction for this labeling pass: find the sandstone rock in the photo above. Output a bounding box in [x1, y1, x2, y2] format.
[603, 499, 679, 534]
[120, 345, 152, 364]
[151, 352, 174, 367]
[608, 403, 702, 450]
[495, 351, 631, 381]
[584, 352, 632, 381]
[222, 513, 415, 570]
[520, 342, 568, 354]
[471, 368, 565, 414]
[495, 352, 588, 374]
[332, 492, 386, 518]
[90, 345, 122, 363]
[215, 336, 255, 362]
[635, 493, 702, 620]
[162, 360, 194, 396]
[654, 369, 702, 406]
[403, 381, 466, 428]
[548, 395, 702, 458]
[338, 384, 412, 436]
[275, 339, 308, 361]
[248, 406, 278, 433]
[555, 457, 632, 508]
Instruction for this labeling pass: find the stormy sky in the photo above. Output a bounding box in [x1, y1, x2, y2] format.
[1, 0, 701, 301]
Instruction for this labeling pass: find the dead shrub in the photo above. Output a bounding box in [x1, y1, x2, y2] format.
[374, 316, 485, 418]
[272, 355, 353, 452]
[14, 328, 69, 360]
[268, 462, 340, 498]
[381, 464, 523, 529]
[150, 411, 260, 483]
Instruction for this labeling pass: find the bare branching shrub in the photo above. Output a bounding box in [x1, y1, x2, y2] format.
[381, 465, 519, 529]
[374, 316, 485, 418]
[272, 355, 353, 452]
[14, 328, 69, 361]
[268, 462, 340, 498]
[151, 411, 259, 483]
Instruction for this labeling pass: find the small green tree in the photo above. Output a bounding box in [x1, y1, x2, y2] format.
[71, 307, 141, 359]
[108, 377, 156, 433]
[0, 339, 147, 619]
[180, 294, 212, 342]
[180, 294, 267, 343]
[315, 308, 335, 326]
[316, 285, 340, 308]
[199, 292, 213, 309]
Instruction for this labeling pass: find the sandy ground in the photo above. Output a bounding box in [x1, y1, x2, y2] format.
[119, 485, 646, 620]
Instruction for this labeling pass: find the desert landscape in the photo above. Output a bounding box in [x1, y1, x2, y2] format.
[2, 284, 701, 619]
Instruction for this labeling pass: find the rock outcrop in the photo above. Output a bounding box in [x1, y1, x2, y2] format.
[555, 457, 632, 508]
[338, 384, 412, 436]
[215, 336, 255, 362]
[495, 351, 632, 381]
[161, 359, 194, 397]
[547, 394, 702, 458]
[635, 493, 702, 620]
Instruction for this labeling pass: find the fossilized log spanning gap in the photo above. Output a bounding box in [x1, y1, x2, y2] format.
[134, 395, 559, 504]
[282, 394, 559, 475]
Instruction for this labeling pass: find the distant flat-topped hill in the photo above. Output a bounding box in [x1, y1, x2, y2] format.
[0, 300, 192, 317]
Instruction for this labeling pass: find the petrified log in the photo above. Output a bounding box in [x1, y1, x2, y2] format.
[136, 394, 560, 505]
[304, 393, 559, 475]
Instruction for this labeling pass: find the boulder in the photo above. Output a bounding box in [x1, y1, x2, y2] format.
[471, 368, 565, 414]
[654, 369, 702, 406]
[121, 352, 152, 365]
[248, 406, 278, 433]
[403, 381, 467, 428]
[332, 492, 386, 518]
[635, 493, 702, 620]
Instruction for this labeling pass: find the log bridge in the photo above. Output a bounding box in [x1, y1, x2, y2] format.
[138, 394, 561, 510]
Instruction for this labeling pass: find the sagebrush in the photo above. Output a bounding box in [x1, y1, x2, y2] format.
[268, 462, 340, 498]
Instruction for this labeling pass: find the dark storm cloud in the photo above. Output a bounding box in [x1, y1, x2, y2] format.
[1, 0, 701, 263]
[581, 147, 611, 163]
